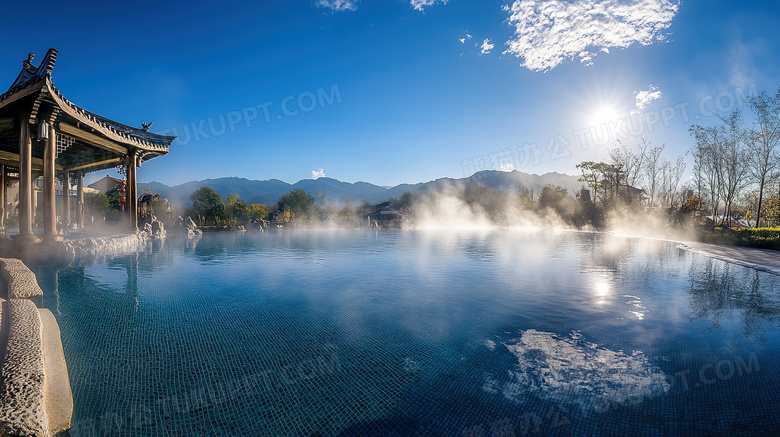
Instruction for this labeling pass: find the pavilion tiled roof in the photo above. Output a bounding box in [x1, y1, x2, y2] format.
[0, 48, 175, 153]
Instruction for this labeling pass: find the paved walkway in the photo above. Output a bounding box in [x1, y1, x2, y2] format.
[677, 241, 780, 276]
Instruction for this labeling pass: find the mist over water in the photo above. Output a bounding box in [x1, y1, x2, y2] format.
[407, 187, 570, 231]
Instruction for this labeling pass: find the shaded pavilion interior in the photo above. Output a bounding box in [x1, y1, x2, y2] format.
[0, 49, 174, 243]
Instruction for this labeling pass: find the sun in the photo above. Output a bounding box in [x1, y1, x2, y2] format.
[588, 104, 622, 127]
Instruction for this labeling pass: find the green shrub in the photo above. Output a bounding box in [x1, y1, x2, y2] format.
[735, 228, 780, 250]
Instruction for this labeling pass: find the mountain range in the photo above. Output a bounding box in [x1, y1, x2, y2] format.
[139, 170, 584, 210]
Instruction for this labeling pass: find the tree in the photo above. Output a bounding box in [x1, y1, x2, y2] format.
[691, 123, 727, 221]
[397, 192, 415, 213]
[690, 110, 750, 225]
[601, 163, 623, 204]
[277, 188, 316, 222]
[538, 184, 568, 211]
[576, 161, 604, 204]
[106, 185, 125, 214]
[189, 186, 224, 226]
[610, 139, 649, 189]
[761, 196, 780, 227]
[681, 195, 705, 214]
[249, 203, 270, 221]
[84, 191, 110, 217]
[720, 110, 751, 225]
[225, 193, 240, 224]
[338, 198, 357, 224]
[660, 156, 686, 209]
[643, 144, 665, 207]
[232, 200, 251, 224]
[746, 89, 780, 227]
[223, 193, 251, 225]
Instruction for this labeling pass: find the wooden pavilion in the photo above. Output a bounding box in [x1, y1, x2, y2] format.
[0, 49, 175, 243]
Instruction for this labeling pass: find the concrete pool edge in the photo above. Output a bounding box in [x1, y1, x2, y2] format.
[675, 241, 780, 276]
[0, 259, 72, 437]
[603, 231, 780, 276]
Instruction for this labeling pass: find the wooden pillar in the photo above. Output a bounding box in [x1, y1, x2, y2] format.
[17, 115, 37, 242]
[0, 165, 5, 229]
[62, 170, 71, 227]
[43, 123, 60, 240]
[127, 151, 137, 231]
[77, 171, 84, 227]
[32, 188, 38, 222]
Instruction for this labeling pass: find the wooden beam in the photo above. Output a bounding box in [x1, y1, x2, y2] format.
[0, 118, 13, 131]
[0, 150, 63, 171]
[58, 122, 128, 155]
[66, 157, 121, 172]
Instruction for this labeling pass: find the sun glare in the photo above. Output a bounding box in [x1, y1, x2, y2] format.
[593, 280, 612, 305]
[589, 104, 621, 127]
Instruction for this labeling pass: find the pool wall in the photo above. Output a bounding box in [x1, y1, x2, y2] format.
[0, 258, 72, 436]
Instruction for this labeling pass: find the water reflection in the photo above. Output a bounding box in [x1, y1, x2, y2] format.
[485, 329, 670, 410]
[687, 256, 780, 341]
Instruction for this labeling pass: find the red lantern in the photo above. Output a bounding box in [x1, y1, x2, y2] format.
[121, 188, 126, 193]
[121, 196, 126, 202]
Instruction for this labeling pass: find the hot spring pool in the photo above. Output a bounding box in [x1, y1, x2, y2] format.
[31, 230, 780, 436]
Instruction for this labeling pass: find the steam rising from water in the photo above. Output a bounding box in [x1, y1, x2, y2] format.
[404, 184, 573, 231]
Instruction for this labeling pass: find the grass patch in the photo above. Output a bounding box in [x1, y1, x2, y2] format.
[697, 226, 780, 251]
[735, 228, 780, 250]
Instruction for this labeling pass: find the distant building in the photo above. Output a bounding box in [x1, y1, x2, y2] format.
[88, 175, 124, 194]
[365, 210, 404, 228]
[599, 179, 648, 203]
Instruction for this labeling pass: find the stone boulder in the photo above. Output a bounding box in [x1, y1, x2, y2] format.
[177, 216, 202, 236]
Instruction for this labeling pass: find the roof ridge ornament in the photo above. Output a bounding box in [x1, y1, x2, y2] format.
[141, 121, 152, 131]
[23, 52, 35, 70]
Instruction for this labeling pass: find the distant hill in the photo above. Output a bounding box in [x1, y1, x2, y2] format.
[139, 170, 583, 211]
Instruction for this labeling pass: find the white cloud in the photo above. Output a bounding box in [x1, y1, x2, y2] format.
[633, 85, 662, 112]
[459, 33, 472, 44]
[311, 168, 326, 179]
[504, 0, 679, 72]
[481, 38, 495, 54]
[410, 0, 449, 12]
[315, 0, 359, 12]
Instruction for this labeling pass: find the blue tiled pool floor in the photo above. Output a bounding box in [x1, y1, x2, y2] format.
[32, 231, 780, 436]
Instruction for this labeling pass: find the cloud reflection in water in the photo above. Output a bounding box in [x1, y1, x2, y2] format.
[487, 329, 669, 410]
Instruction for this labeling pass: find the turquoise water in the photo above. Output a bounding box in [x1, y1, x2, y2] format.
[33, 230, 780, 436]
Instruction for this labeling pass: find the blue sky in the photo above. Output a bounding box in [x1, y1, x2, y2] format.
[2, 0, 779, 187]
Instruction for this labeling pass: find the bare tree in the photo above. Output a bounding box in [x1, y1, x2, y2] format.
[668, 156, 687, 209]
[643, 144, 665, 207]
[609, 139, 649, 203]
[720, 111, 751, 225]
[691, 123, 726, 220]
[659, 156, 686, 209]
[609, 139, 649, 187]
[745, 89, 780, 228]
